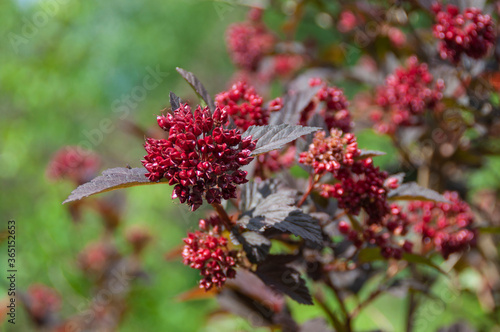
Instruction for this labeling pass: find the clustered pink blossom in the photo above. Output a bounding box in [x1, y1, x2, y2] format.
[226, 15, 275, 71]
[254, 145, 296, 179]
[78, 242, 115, 275]
[182, 216, 237, 290]
[301, 80, 352, 132]
[338, 204, 413, 259]
[25, 284, 61, 323]
[321, 158, 390, 224]
[142, 104, 256, 211]
[299, 129, 359, 175]
[215, 81, 281, 131]
[432, 3, 495, 63]
[271, 54, 305, 78]
[47, 146, 100, 184]
[372, 56, 444, 134]
[408, 191, 476, 259]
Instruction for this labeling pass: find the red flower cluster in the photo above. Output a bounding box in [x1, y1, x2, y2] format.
[47, 146, 100, 184]
[215, 81, 281, 131]
[301, 80, 352, 132]
[125, 226, 152, 254]
[26, 284, 61, 323]
[408, 191, 476, 259]
[432, 4, 495, 63]
[78, 242, 116, 275]
[142, 104, 256, 211]
[322, 158, 390, 224]
[271, 54, 305, 78]
[372, 56, 444, 134]
[226, 15, 275, 71]
[254, 145, 296, 179]
[182, 221, 237, 290]
[339, 204, 413, 259]
[299, 129, 359, 175]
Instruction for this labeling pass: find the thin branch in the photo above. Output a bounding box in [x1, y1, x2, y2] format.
[325, 278, 352, 332]
[314, 292, 346, 332]
[211, 203, 233, 231]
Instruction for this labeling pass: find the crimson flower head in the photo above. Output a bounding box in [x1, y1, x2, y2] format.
[432, 3, 495, 63]
[182, 229, 237, 290]
[47, 146, 100, 184]
[372, 56, 444, 134]
[321, 158, 390, 224]
[142, 103, 256, 211]
[299, 129, 360, 175]
[25, 284, 61, 324]
[408, 191, 476, 259]
[215, 81, 270, 131]
[226, 18, 275, 71]
[300, 80, 352, 132]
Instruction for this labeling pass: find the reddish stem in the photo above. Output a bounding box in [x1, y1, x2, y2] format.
[211, 203, 233, 231]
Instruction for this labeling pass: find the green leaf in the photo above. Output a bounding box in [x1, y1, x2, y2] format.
[402, 253, 447, 275]
[477, 226, 500, 234]
[357, 247, 383, 263]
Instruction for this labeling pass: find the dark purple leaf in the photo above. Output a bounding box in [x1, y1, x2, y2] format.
[63, 167, 159, 204]
[388, 182, 449, 203]
[235, 231, 271, 264]
[239, 181, 322, 244]
[255, 255, 313, 305]
[357, 149, 387, 159]
[169, 91, 181, 110]
[269, 87, 320, 125]
[242, 124, 321, 155]
[175, 67, 215, 111]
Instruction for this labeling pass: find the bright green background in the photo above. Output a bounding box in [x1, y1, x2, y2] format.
[0, 1, 496, 331]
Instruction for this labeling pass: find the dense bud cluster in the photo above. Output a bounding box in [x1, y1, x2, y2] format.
[408, 191, 476, 259]
[271, 54, 305, 78]
[125, 226, 152, 254]
[254, 146, 296, 179]
[372, 56, 444, 134]
[339, 204, 413, 259]
[299, 129, 360, 175]
[226, 16, 275, 71]
[322, 158, 390, 224]
[301, 80, 352, 132]
[25, 284, 61, 323]
[182, 228, 237, 290]
[47, 146, 100, 184]
[215, 81, 280, 131]
[78, 242, 116, 275]
[432, 4, 495, 63]
[142, 104, 256, 211]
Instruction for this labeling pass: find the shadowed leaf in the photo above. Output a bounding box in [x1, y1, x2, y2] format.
[255, 255, 313, 305]
[169, 91, 181, 110]
[176, 67, 215, 111]
[239, 181, 322, 244]
[388, 182, 449, 203]
[357, 149, 387, 159]
[235, 231, 271, 264]
[242, 124, 321, 155]
[63, 167, 161, 204]
[269, 87, 320, 125]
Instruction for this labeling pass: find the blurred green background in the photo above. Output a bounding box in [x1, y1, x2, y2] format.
[0, 1, 497, 331]
[0, 0, 249, 330]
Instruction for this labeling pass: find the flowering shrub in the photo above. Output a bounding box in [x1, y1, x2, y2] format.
[432, 3, 496, 63]
[142, 103, 256, 210]
[32, 1, 500, 331]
